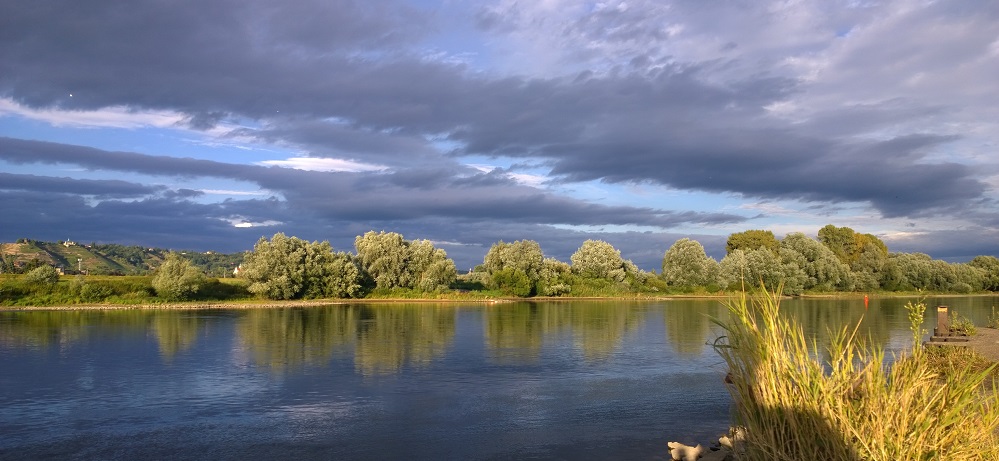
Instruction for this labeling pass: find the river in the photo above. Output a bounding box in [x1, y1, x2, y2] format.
[1, 295, 996, 460]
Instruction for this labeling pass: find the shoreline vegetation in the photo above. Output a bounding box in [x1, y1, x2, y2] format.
[2, 291, 997, 312]
[2, 225, 998, 308]
[670, 287, 999, 461]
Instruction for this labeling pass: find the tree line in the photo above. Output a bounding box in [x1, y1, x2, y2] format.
[181, 225, 999, 300]
[6, 224, 998, 303]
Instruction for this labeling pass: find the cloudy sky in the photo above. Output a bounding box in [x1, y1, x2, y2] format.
[1, 0, 997, 270]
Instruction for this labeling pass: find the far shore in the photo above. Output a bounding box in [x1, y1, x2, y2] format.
[2, 292, 993, 311]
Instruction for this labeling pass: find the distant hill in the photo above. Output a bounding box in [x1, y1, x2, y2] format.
[0, 239, 244, 276]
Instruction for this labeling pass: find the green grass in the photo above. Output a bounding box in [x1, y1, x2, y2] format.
[712, 286, 999, 460]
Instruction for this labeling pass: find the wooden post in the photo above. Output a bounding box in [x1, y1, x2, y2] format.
[935, 306, 949, 337]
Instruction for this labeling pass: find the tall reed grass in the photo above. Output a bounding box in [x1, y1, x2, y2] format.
[712, 286, 999, 460]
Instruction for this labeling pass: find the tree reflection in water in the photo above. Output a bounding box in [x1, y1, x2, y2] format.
[484, 301, 646, 363]
[237, 305, 456, 376]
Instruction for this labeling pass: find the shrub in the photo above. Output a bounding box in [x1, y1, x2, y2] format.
[950, 311, 978, 336]
[951, 282, 974, 294]
[80, 284, 114, 302]
[492, 267, 533, 297]
[152, 253, 209, 301]
[712, 286, 999, 460]
[24, 266, 59, 285]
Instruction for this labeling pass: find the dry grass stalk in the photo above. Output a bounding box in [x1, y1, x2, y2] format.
[712, 286, 999, 461]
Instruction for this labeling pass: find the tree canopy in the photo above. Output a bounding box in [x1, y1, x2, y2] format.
[354, 231, 457, 292]
[662, 238, 717, 287]
[241, 233, 360, 300]
[726, 230, 779, 255]
[571, 239, 628, 282]
[483, 240, 545, 296]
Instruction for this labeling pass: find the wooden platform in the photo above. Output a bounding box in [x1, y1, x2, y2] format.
[927, 327, 999, 362]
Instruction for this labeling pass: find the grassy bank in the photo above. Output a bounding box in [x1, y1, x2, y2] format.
[2, 272, 995, 309]
[713, 287, 999, 460]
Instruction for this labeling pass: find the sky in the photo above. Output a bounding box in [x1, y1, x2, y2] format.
[1, 0, 997, 271]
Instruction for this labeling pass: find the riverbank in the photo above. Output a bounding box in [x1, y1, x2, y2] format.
[931, 326, 999, 362]
[2, 291, 994, 311]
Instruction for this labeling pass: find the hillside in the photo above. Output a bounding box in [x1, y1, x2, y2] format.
[0, 239, 244, 276]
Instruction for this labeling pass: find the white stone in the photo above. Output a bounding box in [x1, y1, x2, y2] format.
[668, 441, 704, 461]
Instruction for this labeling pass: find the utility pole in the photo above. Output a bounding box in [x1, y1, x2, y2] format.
[77, 258, 82, 274]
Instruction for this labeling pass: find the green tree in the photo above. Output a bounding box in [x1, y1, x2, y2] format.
[483, 240, 544, 296]
[241, 233, 361, 300]
[661, 238, 718, 287]
[407, 239, 457, 292]
[152, 253, 209, 300]
[491, 267, 533, 297]
[242, 233, 308, 299]
[353, 231, 457, 292]
[302, 241, 362, 299]
[882, 252, 934, 291]
[818, 224, 888, 266]
[850, 241, 890, 291]
[950, 262, 985, 293]
[969, 256, 999, 291]
[570, 239, 627, 282]
[354, 231, 409, 289]
[24, 265, 59, 285]
[779, 233, 853, 291]
[538, 257, 572, 296]
[720, 248, 807, 295]
[726, 230, 779, 255]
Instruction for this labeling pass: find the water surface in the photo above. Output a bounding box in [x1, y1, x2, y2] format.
[1, 296, 995, 460]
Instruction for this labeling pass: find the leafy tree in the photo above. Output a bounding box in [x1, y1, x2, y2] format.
[661, 238, 718, 287]
[491, 267, 533, 297]
[241, 233, 360, 300]
[720, 248, 807, 295]
[882, 252, 934, 291]
[24, 265, 59, 285]
[850, 241, 890, 291]
[354, 231, 409, 289]
[726, 230, 779, 255]
[0, 255, 16, 274]
[779, 233, 853, 291]
[353, 231, 457, 292]
[818, 224, 888, 266]
[950, 262, 985, 292]
[407, 239, 457, 292]
[539, 257, 572, 296]
[152, 253, 209, 301]
[570, 239, 627, 282]
[302, 241, 362, 298]
[242, 233, 308, 299]
[483, 240, 544, 296]
[969, 256, 999, 291]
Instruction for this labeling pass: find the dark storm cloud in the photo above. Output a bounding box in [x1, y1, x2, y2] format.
[0, 137, 258, 178]
[377, 218, 731, 271]
[0, 137, 746, 234]
[0, 190, 254, 252]
[0, 0, 989, 222]
[244, 120, 444, 167]
[0, 0, 434, 121]
[549, 129, 983, 217]
[1, 0, 996, 266]
[887, 228, 999, 263]
[0, 172, 162, 198]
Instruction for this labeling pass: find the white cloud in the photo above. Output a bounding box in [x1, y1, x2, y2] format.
[256, 157, 387, 173]
[199, 189, 270, 196]
[466, 163, 548, 187]
[738, 202, 797, 216]
[0, 97, 185, 129]
[225, 217, 283, 228]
